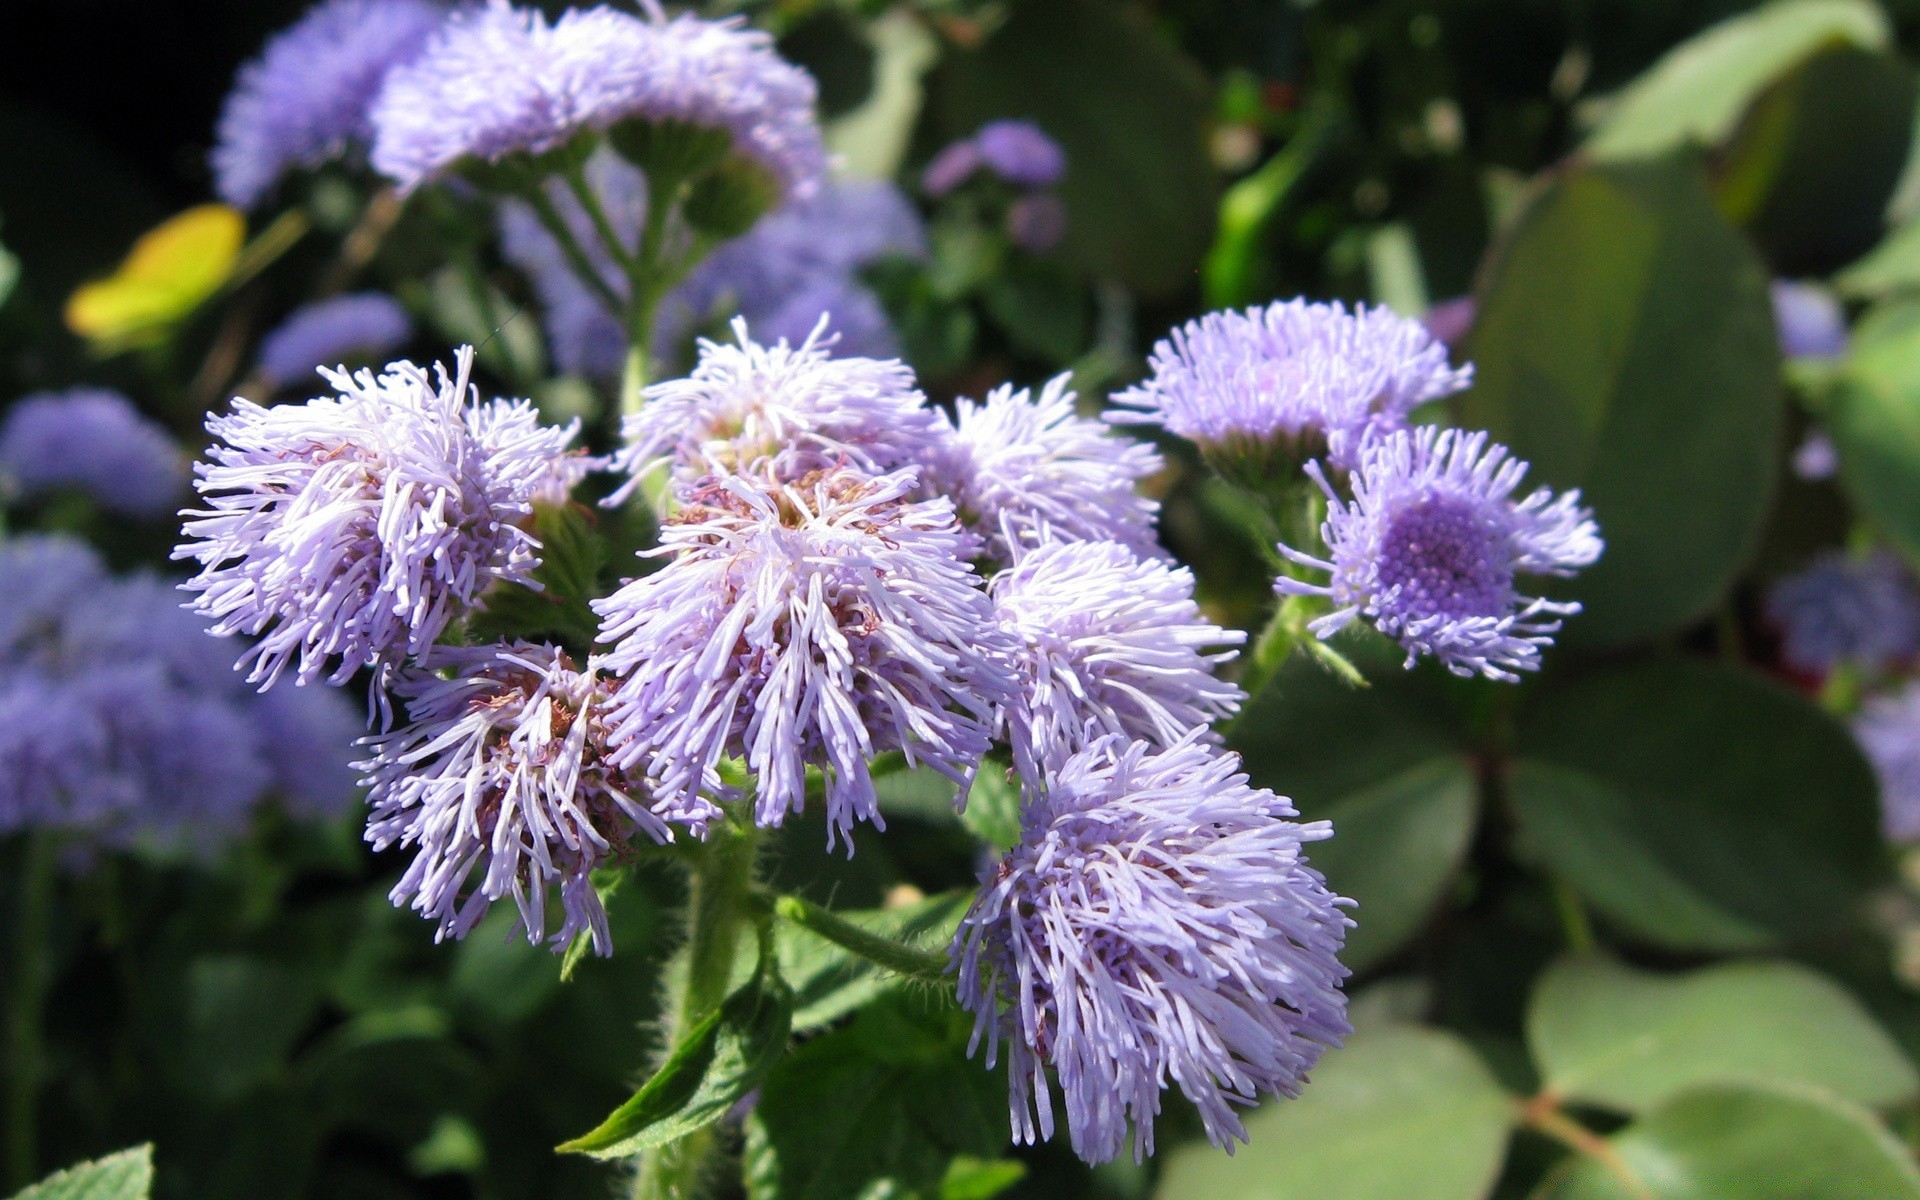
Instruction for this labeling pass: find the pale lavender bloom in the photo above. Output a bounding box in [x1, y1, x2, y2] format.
[1111, 299, 1473, 469]
[609, 319, 943, 501]
[213, 0, 447, 208]
[0, 674, 114, 835]
[992, 541, 1243, 784]
[1006, 193, 1066, 251]
[252, 681, 365, 817]
[953, 733, 1351, 1164]
[176, 346, 580, 689]
[371, 2, 825, 201]
[1772, 279, 1848, 360]
[363, 642, 684, 953]
[924, 373, 1162, 566]
[1422, 296, 1476, 348]
[1765, 550, 1920, 675]
[257, 293, 415, 386]
[593, 469, 1018, 849]
[1857, 681, 1920, 842]
[976, 120, 1066, 188]
[922, 139, 983, 196]
[1278, 427, 1602, 681]
[0, 389, 188, 518]
[0, 536, 111, 666]
[1793, 430, 1839, 482]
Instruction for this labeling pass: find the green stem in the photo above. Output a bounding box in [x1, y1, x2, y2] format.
[6, 834, 56, 1192]
[771, 894, 950, 982]
[1551, 877, 1598, 955]
[523, 187, 625, 314]
[564, 162, 639, 278]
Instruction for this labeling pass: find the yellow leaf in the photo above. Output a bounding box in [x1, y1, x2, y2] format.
[65, 204, 244, 352]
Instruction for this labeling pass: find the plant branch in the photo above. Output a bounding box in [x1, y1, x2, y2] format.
[770, 894, 950, 983]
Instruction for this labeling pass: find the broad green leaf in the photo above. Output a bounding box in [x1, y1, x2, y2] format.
[1838, 213, 1920, 298]
[1540, 1083, 1920, 1200]
[8, 1146, 153, 1200]
[930, 0, 1215, 300]
[1527, 956, 1917, 1115]
[1307, 757, 1479, 974]
[558, 967, 793, 1158]
[1509, 660, 1883, 951]
[65, 204, 243, 352]
[777, 891, 971, 1032]
[745, 993, 1008, 1200]
[469, 502, 605, 650]
[1157, 1025, 1513, 1200]
[938, 1157, 1026, 1200]
[174, 955, 319, 1103]
[960, 762, 1021, 852]
[1585, 0, 1889, 160]
[1461, 157, 1782, 646]
[1828, 300, 1920, 565]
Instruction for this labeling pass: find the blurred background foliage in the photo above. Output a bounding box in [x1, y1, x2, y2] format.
[13, 0, 1920, 1198]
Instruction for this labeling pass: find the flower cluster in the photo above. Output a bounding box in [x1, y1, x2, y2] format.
[256, 292, 415, 387]
[0, 388, 188, 519]
[1766, 550, 1920, 677]
[0, 535, 359, 843]
[923, 119, 1069, 251]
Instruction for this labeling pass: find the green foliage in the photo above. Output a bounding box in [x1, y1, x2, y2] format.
[7, 1147, 152, 1200]
[468, 501, 605, 652]
[1829, 299, 1920, 565]
[776, 891, 971, 1033]
[1462, 156, 1782, 647]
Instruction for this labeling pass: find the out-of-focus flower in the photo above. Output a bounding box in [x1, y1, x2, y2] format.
[1006, 193, 1066, 252]
[256, 293, 415, 387]
[0, 389, 187, 518]
[922, 139, 983, 197]
[923, 373, 1161, 566]
[1771, 279, 1848, 360]
[593, 468, 1016, 849]
[953, 734, 1350, 1165]
[363, 642, 683, 953]
[0, 536, 111, 665]
[1111, 299, 1472, 471]
[1856, 681, 1920, 842]
[371, 2, 825, 202]
[609, 318, 942, 500]
[1278, 426, 1602, 681]
[213, 0, 447, 208]
[975, 120, 1066, 188]
[1422, 296, 1476, 348]
[992, 541, 1243, 783]
[1793, 430, 1839, 482]
[177, 346, 579, 689]
[1766, 550, 1920, 676]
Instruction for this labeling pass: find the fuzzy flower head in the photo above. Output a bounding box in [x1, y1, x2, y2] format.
[363, 642, 686, 953]
[593, 468, 1017, 849]
[926, 374, 1163, 566]
[1772, 279, 1848, 360]
[213, 0, 447, 208]
[256, 293, 415, 387]
[370, 1, 825, 202]
[610, 319, 944, 501]
[953, 734, 1351, 1164]
[0, 388, 188, 519]
[976, 120, 1066, 188]
[176, 346, 580, 689]
[1857, 682, 1920, 843]
[1112, 299, 1473, 474]
[1278, 426, 1602, 681]
[1765, 550, 1920, 676]
[993, 541, 1243, 783]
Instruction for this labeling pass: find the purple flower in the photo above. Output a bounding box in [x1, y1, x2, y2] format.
[593, 469, 1017, 849]
[0, 536, 111, 665]
[1765, 550, 1920, 675]
[252, 680, 365, 818]
[256, 293, 415, 387]
[976, 120, 1066, 188]
[1111, 299, 1473, 470]
[213, 0, 447, 208]
[922, 139, 983, 197]
[0, 673, 115, 835]
[1278, 427, 1602, 681]
[924, 373, 1162, 566]
[992, 541, 1243, 784]
[952, 733, 1351, 1164]
[1006, 193, 1066, 252]
[609, 319, 944, 501]
[1772, 280, 1848, 360]
[370, 2, 825, 202]
[362, 642, 685, 953]
[1857, 682, 1920, 842]
[176, 347, 580, 689]
[1422, 296, 1476, 348]
[1793, 430, 1839, 482]
[0, 388, 188, 519]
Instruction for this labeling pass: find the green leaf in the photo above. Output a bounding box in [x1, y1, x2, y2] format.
[1509, 660, 1883, 952]
[929, 0, 1215, 300]
[960, 762, 1021, 853]
[1585, 0, 1889, 160]
[1157, 1025, 1513, 1200]
[469, 501, 605, 650]
[1828, 300, 1920, 565]
[173, 956, 319, 1103]
[1460, 156, 1782, 647]
[744, 993, 1008, 1200]
[777, 891, 971, 1033]
[1527, 956, 1918, 1115]
[557, 966, 793, 1158]
[938, 1157, 1026, 1200]
[1540, 1083, 1920, 1200]
[1307, 757, 1479, 974]
[1838, 212, 1920, 298]
[7, 1147, 153, 1200]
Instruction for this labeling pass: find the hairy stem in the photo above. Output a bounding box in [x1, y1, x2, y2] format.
[6, 834, 56, 1191]
[771, 894, 950, 982]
